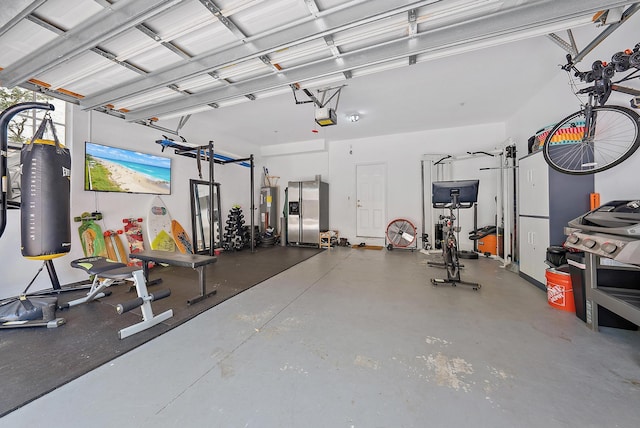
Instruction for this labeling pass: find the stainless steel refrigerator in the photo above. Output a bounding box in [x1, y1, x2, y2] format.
[287, 177, 329, 246]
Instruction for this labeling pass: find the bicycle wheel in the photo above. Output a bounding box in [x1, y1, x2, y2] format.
[445, 235, 459, 280]
[543, 105, 640, 175]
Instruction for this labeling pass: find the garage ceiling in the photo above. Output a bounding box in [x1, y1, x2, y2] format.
[0, 0, 637, 147]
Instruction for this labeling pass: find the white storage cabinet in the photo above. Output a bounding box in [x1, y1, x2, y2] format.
[518, 151, 593, 289]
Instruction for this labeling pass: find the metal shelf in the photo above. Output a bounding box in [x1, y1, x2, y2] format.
[585, 253, 640, 330]
[591, 287, 640, 327]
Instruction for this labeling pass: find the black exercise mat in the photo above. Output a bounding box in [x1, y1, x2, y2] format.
[0, 246, 320, 417]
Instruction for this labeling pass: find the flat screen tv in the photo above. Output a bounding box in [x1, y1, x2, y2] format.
[84, 141, 171, 195]
[432, 179, 479, 209]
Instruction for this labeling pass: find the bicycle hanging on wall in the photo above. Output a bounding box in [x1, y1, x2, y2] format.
[429, 180, 480, 291]
[543, 42, 640, 175]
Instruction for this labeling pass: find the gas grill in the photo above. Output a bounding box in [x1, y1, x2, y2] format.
[564, 200, 640, 331]
[565, 200, 640, 265]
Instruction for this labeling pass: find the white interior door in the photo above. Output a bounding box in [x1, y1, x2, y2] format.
[356, 163, 386, 238]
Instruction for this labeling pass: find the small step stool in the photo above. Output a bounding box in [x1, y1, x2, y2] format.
[319, 230, 338, 250]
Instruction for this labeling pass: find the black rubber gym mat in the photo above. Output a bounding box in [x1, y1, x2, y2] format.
[0, 246, 321, 417]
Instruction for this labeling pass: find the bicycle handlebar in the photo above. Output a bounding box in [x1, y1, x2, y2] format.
[562, 43, 640, 105]
[433, 202, 475, 210]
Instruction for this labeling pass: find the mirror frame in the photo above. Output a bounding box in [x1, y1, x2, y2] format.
[189, 179, 221, 254]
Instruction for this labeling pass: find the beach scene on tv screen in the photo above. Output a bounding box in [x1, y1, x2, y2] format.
[85, 142, 171, 194]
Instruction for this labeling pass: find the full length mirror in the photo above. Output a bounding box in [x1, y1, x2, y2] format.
[190, 179, 221, 254]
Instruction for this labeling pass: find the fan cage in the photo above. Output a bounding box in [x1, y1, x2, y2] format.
[385, 218, 417, 248]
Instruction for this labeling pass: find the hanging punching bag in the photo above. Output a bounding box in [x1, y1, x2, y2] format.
[20, 114, 71, 260]
[0, 102, 54, 238]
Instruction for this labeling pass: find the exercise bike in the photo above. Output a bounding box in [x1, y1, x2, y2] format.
[429, 180, 481, 290]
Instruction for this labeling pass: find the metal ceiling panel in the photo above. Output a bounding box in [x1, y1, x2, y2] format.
[0, 19, 54, 69]
[124, 0, 634, 122]
[314, 0, 358, 9]
[0, 0, 184, 88]
[99, 27, 163, 61]
[59, 64, 143, 99]
[143, 0, 236, 56]
[169, 22, 238, 58]
[229, 0, 309, 36]
[268, 39, 333, 68]
[174, 74, 222, 92]
[215, 57, 272, 81]
[332, 14, 408, 54]
[121, 43, 187, 73]
[36, 51, 119, 90]
[348, 58, 408, 80]
[296, 73, 346, 91]
[78, 0, 434, 109]
[1, 0, 636, 137]
[0, 0, 47, 37]
[114, 87, 185, 111]
[416, 0, 503, 27]
[213, 0, 268, 15]
[32, 0, 104, 30]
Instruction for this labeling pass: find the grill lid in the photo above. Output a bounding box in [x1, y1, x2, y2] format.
[569, 200, 640, 234]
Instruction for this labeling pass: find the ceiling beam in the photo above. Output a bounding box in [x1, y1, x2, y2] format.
[198, 0, 248, 41]
[303, 0, 320, 18]
[408, 9, 418, 38]
[79, 0, 440, 110]
[136, 23, 192, 60]
[0, 0, 46, 37]
[125, 0, 632, 122]
[570, 2, 640, 64]
[26, 13, 65, 35]
[0, 0, 182, 88]
[26, 13, 150, 78]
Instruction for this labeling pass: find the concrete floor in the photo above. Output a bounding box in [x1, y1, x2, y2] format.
[2, 248, 639, 427]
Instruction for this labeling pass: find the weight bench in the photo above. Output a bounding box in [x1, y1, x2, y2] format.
[68, 256, 173, 339]
[64, 257, 131, 309]
[132, 250, 218, 305]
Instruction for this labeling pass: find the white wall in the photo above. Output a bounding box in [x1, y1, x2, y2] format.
[326, 123, 506, 249]
[256, 123, 506, 251]
[0, 106, 257, 299]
